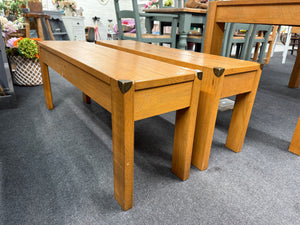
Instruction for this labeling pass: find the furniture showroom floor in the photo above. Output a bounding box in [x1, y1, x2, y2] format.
[0, 51, 299, 225]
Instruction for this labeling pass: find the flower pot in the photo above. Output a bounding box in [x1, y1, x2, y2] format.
[28, 1, 43, 13]
[9, 56, 42, 86]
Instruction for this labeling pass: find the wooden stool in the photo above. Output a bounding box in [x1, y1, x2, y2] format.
[23, 12, 55, 40]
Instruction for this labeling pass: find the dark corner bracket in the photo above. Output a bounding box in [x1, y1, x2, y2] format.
[213, 67, 225, 77]
[118, 80, 133, 94]
[195, 70, 203, 80]
[260, 63, 264, 70]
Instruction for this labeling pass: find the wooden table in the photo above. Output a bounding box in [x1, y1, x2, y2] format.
[203, 0, 300, 88]
[97, 40, 262, 171]
[38, 41, 201, 210]
[144, 8, 207, 49]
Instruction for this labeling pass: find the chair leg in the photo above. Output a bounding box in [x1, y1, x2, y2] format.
[194, 43, 201, 52]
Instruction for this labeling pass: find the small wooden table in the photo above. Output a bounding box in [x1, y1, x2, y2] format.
[38, 41, 201, 210]
[24, 12, 55, 40]
[203, 0, 300, 88]
[97, 40, 262, 171]
[144, 8, 207, 49]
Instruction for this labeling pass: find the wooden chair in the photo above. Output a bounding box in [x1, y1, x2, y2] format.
[221, 23, 254, 59]
[114, 0, 178, 48]
[246, 24, 273, 63]
[23, 12, 55, 40]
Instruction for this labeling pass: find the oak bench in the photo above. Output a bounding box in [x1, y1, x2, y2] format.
[96, 40, 262, 171]
[38, 41, 201, 211]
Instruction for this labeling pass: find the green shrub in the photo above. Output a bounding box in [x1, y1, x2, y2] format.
[17, 38, 38, 59]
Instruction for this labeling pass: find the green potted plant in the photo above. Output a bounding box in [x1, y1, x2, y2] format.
[6, 37, 43, 86]
[0, 0, 27, 19]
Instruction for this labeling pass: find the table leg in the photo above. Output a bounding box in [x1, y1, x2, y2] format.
[288, 43, 300, 88]
[82, 93, 91, 104]
[111, 79, 134, 211]
[225, 69, 262, 152]
[40, 59, 53, 110]
[172, 74, 201, 180]
[203, 2, 225, 55]
[192, 68, 224, 171]
[177, 13, 192, 50]
[289, 117, 300, 155]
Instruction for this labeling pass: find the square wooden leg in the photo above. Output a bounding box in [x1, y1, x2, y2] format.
[226, 69, 262, 152]
[192, 68, 224, 171]
[172, 74, 201, 180]
[40, 59, 53, 110]
[111, 80, 134, 211]
[288, 45, 300, 88]
[82, 93, 91, 104]
[289, 117, 300, 155]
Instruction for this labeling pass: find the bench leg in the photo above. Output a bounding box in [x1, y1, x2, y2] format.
[111, 80, 134, 211]
[288, 45, 300, 88]
[172, 76, 201, 181]
[226, 70, 262, 152]
[40, 60, 53, 110]
[289, 117, 300, 156]
[82, 93, 91, 104]
[192, 68, 224, 171]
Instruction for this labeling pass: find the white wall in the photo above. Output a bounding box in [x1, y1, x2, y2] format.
[42, 0, 133, 39]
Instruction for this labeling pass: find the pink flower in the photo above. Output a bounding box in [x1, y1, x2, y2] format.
[148, 1, 152, 6]
[153, 0, 158, 2]
[6, 37, 19, 48]
[145, 4, 148, 8]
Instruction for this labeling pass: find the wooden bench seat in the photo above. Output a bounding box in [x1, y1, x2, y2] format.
[38, 41, 201, 211]
[96, 40, 262, 171]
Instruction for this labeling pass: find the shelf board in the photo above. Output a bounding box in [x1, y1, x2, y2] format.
[53, 32, 68, 35]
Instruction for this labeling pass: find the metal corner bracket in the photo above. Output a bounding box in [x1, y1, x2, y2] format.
[118, 80, 133, 94]
[260, 63, 264, 70]
[213, 67, 225, 77]
[195, 70, 203, 80]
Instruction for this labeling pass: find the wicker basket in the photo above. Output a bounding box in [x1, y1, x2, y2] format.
[6, 29, 26, 40]
[28, 1, 43, 13]
[10, 56, 43, 86]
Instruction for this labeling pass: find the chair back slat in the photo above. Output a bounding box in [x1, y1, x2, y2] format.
[246, 24, 273, 62]
[114, 0, 178, 47]
[119, 10, 135, 18]
[221, 23, 253, 59]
